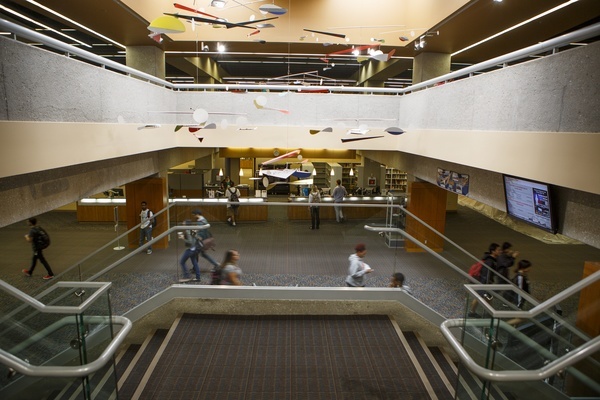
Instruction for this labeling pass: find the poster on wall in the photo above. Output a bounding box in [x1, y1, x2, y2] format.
[437, 168, 469, 195]
[437, 168, 451, 188]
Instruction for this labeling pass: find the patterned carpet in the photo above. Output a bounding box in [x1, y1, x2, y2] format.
[141, 314, 432, 400]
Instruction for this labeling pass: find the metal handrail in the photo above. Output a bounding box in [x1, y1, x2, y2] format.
[0, 281, 112, 314]
[441, 318, 600, 384]
[0, 280, 132, 377]
[0, 18, 598, 94]
[0, 315, 132, 377]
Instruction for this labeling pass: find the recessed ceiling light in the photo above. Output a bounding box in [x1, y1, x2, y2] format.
[453, 0, 579, 56]
[211, 0, 227, 8]
[24, 0, 125, 49]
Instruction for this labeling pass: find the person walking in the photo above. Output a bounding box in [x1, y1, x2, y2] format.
[345, 243, 373, 287]
[512, 260, 532, 309]
[496, 242, 518, 283]
[308, 184, 321, 230]
[22, 217, 55, 280]
[469, 242, 502, 316]
[178, 219, 202, 283]
[191, 209, 219, 270]
[139, 201, 154, 254]
[219, 249, 242, 285]
[332, 179, 348, 223]
[226, 181, 241, 226]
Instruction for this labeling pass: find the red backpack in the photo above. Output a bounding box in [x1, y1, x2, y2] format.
[468, 261, 483, 279]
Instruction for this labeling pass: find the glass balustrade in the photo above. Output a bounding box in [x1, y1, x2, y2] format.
[0, 283, 121, 399]
[452, 284, 600, 399]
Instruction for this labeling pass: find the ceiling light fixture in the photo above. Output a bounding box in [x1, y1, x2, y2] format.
[219, 168, 224, 177]
[349, 168, 354, 176]
[312, 168, 317, 176]
[211, 0, 227, 8]
[0, 4, 92, 48]
[330, 169, 335, 176]
[217, 43, 225, 52]
[23, 0, 125, 49]
[239, 168, 244, 177]
[453, 0, 579, 56]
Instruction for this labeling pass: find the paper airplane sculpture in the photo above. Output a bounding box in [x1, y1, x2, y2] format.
[385, 127, 405, 135]
[163, 12, 277, 30]
[137, 124, 161, 130]
[259, 4, 288, 15]
[309, 127, 333, 135]
[341, 136, 384, 143]
[261, 149, 301, 165]
[261, 169, 312, 180]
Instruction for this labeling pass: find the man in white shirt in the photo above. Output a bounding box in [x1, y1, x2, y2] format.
[139, 201, 153, 254]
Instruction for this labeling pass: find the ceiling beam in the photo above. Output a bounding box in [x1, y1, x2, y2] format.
[355, 58, 413, 86]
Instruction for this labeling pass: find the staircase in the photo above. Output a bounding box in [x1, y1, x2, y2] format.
[110, 314, 463, 400]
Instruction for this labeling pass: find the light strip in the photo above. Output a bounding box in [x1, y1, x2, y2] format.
[24, 0, 125, 49]
[452, 0, 579, 57]
[0, 4, 92, 48]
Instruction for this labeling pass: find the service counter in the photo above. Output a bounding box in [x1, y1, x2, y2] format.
[170, 198, 268, 223]
[203, 186, 250, 199]
[286, 195, 401, 221]
[76, 199, 127, 222]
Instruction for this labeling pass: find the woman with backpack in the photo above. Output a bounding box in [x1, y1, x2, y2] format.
[308, 184, 321, 230]
[226, 181, 241, 226]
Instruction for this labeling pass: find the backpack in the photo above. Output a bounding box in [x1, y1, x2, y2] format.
[210, 266, 222, 285]
[468, 261, 483, 280]
[228, 188, 240, 209]
[142, 209, 156, 228]
[33, 226, 51, 250]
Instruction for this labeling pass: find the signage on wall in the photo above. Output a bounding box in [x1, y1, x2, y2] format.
[437, 168, 470, 195]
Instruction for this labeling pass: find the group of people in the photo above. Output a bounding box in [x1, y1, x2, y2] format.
[470, 241, 533, 316]
[177, 209, 242, 285]
[306, 179, 349, 230]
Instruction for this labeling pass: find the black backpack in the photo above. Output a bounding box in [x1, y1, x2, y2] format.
[33, 226, 51, 250]
[228, 188, 240, 208]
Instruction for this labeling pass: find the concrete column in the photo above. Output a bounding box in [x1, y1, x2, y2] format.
[412, 52, 451, 84]
[126, 46, 165, 80]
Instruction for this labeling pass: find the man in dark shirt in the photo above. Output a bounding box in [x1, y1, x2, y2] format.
[22, 217, 55, 280]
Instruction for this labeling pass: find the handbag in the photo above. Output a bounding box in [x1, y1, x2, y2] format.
[201, 237, 216, 251]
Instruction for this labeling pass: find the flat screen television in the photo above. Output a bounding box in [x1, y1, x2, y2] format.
[503, 175, 557, 233]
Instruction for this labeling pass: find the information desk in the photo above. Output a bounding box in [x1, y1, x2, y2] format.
[170, 198, 268, 223]
[286, 196, 401, 221]
[77, 199, 127, 222]
[203, 186, 250, 199]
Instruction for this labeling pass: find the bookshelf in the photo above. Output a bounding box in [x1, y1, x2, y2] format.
[340, 162, 359, 193]
[385, 168, 408, 192]
[312, 162, 331, 190]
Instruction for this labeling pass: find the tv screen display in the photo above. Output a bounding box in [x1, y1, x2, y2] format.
[503, 175, 557, 233]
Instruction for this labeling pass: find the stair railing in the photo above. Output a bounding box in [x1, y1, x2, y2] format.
[0, 280, 131, 377]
